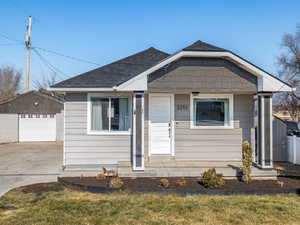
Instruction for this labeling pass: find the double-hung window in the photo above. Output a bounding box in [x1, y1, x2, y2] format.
[191, 94, 233, 128]
[88, 94, 131, 134]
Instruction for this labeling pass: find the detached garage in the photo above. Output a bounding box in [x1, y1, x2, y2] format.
[0, 90, 64, 143]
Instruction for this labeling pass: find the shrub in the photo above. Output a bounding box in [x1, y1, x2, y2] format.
[242, 141, 253, 183]
[277, 181, 284, 188]
[201, 168, 225, 189]
[96, 173, 106, 181]
[159, 178, 170, 188]
[109, 177, 124, 188]
[175, 178, 187, 187]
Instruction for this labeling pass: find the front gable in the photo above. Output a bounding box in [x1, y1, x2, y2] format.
[148, 57, 257, 93]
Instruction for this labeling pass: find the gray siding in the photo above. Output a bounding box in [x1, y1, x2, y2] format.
[273, 116, 287, 161]
[234, 95, 254, 143]
[145, 94, 254, 161]
[64, 92, 254, 165]
[64, 93, 131, 166]
[148, 58, 257, 93]
[0, 114, 18, 143]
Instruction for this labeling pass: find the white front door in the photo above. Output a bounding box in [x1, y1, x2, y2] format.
[149, 94, 174, 155]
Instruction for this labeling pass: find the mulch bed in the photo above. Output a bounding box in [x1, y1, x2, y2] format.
[275, 162, 300, 178]
[58, 176, 300, 195]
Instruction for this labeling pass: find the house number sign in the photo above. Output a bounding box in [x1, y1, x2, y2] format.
[177, 104, 188, 112]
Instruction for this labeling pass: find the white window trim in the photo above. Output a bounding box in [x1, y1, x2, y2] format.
[190, 93, 234, 129]
[87, 93, 132, 135]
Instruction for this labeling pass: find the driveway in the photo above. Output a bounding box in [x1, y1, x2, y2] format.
[0, 142, 62, 196]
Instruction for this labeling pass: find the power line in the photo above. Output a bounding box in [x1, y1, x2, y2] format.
[33, 46, 102, 66]
[0, 33, 23, 44]
[32, 48, 70, 80]
[0, 43, 22, 46]
[33, 48, 69, 79]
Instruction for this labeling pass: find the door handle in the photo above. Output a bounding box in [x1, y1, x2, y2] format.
[168, 122, 171, 138]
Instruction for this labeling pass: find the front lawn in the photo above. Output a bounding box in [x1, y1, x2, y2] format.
[0, 182, 300, 225]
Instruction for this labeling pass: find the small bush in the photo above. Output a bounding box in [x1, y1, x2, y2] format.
[175, 178, 187, 187]
[242, 141, 253, 183]
[96, 173, 106, 181]
[109, 177, 124, 188]
[201, 168, 225, 189]
[159, 178, 170, 188]
[277, 181, 284, 188]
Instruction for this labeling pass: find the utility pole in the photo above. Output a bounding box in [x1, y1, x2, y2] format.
[24, 16, 32, 92]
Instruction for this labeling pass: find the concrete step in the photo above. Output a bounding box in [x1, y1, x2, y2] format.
[118, 166, 241, 178]
[147, 155, 176, 163]
[118, 164, 278, 179]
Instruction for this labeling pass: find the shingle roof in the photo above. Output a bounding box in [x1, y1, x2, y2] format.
[51, 40, 291, 90]
[182, 40, 227, 52]
[51, 47, 169, 88]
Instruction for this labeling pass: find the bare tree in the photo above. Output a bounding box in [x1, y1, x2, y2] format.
[277, 25, 300, 83]
[276, 25, 300, 121]
[34, 72, 57, 90]
[277, 80, 300, 121]
[0, 66, 21, 99]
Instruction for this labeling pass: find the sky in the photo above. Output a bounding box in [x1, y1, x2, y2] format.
[0, 0, 299, 91]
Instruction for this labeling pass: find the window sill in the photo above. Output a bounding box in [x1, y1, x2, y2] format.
[87, 131, 131, 136]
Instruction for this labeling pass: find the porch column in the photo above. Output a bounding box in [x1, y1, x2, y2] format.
[255, 93, 273, 168]
[132, 92, 144, 170]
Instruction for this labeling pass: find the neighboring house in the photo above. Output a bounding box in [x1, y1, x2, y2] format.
[273, 105, 292, 120]
[49, 40, 293, 177]
[0, 90, 64, 143]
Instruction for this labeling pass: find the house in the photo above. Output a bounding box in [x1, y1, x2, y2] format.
[48, 40, 293, 178]
[273, 105, 297, 121]
[0, 90, 64, 143]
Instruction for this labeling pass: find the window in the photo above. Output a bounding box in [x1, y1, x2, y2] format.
[88, 94, 131, 134]
[191, 94, 233, 128]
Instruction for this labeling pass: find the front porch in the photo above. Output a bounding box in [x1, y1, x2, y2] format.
[118, 158, 277, 179]
[131, 92, 275, 177]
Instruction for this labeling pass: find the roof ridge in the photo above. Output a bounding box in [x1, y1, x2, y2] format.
[183, 40, 227, 52]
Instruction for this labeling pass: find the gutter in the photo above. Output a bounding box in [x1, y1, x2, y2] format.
[47, 87, 118, 92]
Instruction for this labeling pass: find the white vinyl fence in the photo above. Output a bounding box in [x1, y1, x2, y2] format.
[287, 135, 300, 165]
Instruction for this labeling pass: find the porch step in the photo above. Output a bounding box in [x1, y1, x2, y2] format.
[117, 161, 277, 179]
[145, 160, 242, 168]
[147, 155, 176, 163]
[118, 167, 240, 177]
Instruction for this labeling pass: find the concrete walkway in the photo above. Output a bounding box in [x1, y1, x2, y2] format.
[0, 142, 62, 196]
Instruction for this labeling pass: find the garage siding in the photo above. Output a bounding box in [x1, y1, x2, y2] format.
[64, 93, 131, 166]
[0, 114, 18, 143]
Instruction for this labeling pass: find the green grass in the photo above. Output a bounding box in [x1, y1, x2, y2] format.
[1, 182, 300, 225]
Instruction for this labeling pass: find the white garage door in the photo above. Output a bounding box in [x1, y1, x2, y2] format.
[19, 114, 56, 142]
